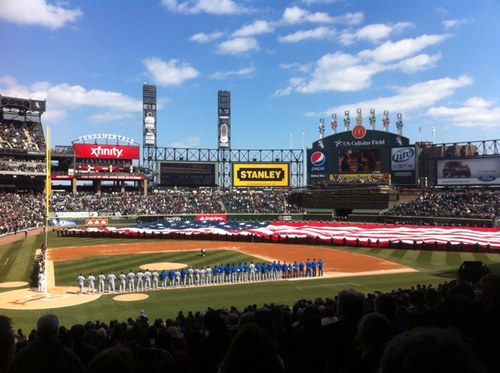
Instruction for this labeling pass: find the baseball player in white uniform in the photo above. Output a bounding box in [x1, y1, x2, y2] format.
[119, 271, 127, 292]
[127, 270, 136, 292]
[108, 272, 116, 293]
[136, 270, 144, 291]
[152, 270, 159, 290]
[38, 271, 45, 293]
[144, 269, 152, 290]
[98, 272, 106, 294]
[87, 273, 96, 294]
[76, 273, 85, 295]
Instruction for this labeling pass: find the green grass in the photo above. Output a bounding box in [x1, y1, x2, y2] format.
[1, 233, 500, 332]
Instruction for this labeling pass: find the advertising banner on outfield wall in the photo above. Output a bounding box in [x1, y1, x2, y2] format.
[196, 214, 227, 222]
[73, 144, 140, 159]
[232, 163, 290, 187]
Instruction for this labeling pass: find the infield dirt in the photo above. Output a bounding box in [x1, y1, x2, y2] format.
[0, 235, 415, 310]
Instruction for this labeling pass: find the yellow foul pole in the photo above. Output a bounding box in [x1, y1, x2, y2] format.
[45, 126, 51, 248]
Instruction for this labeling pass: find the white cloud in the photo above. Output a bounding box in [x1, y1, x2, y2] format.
[301, 52, 382, 93]
[276, 32, 450, 96]
[161, 0, 252, 15]
[274, 77, 305, 97]
[189, 31, 224, 43]
[143, 57, 199, 86]
[233, 20, 274, 37]
[335, 12, 364, 26]
[281, 6, 335, 25]
[88, 112, 135, 123]
[169, 136, 202, 148]
[279, 63, 312, 73]
[47, 84, 141, 111]
[340, 22, 413, 45]
[326, 75, 473, 115]
[0, 75, 142, 125]
[210, 66, 255, 80]
[358, 34, 449, 63]
[428, 97, 500, 128]
[278, 26, 335, 43]
[276, 52, 383, 95]
[396, 53, 442, 73]
[216, 37, 259, 55]
[0, 0, 82, 29]
[442, 18, 468, 29]
[302, 0, 338, 4]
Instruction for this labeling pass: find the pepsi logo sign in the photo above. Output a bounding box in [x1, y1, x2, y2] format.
[392, 148, 415, 163]
[310, 151, 326, 167]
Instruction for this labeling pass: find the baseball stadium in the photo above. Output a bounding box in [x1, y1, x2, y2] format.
[1, 88, 500, 372]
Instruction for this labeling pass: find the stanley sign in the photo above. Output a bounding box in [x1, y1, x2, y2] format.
[232, 163, 289, 187]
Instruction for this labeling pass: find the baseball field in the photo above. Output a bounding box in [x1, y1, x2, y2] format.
[1, 228, 500, 332]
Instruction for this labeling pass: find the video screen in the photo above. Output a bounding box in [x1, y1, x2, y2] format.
[338, 149, 381, 173]
[159, 162, 217, 187]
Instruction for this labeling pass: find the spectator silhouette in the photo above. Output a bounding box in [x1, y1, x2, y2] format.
[69, 324, 98, 368]
[0, 316, 15, 373]
[314, 289, 365, 372]
[374, 292, 408, 335]
[341, 312, 393, 373]
[191, 310, 232, 373]
[8, 313, 83, 373]
[219, 323, 285, 373]
[379, 327, 486, 373]
[87, 346, 134, 373]
[476, 273, 500, 373]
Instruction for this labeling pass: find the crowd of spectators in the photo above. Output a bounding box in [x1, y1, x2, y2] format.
[0, 159, 45, 173]
[0, 193, 45, 235]
[381, 189, 500, 220]
[0, 120, 45, 151]
[1, 188, 500, 237]
[1, 271, 499, 372]
[49, 189, 302, 215]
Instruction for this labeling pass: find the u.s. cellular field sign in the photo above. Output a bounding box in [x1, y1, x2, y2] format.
[232, 163, 290, 187]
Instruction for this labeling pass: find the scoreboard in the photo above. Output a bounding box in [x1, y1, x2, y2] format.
[159, 162, 217, 187]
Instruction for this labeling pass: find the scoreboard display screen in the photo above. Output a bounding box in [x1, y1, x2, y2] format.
[338, 149, 381, 173]
[159, 162, 217, 187]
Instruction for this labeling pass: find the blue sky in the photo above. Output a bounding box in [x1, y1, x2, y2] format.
[0, 0, 499, 151]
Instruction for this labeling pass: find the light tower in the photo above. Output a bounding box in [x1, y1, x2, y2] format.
[396, 113, 403, 135]
[218, 90, 231, 187]
[383, 110, 390, 132]
[331, 114, 337, 134]
[344, 111, 350, 131]
[369, 109, 376, 130]
[142, 83, 157, 181]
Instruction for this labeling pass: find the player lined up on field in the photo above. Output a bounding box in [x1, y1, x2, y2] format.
[75, 258, 324, 294]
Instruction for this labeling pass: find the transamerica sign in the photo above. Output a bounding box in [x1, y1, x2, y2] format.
[73, 144, 140, 159]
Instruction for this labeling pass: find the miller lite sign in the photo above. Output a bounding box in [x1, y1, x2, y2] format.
[391, 147, 415, 171]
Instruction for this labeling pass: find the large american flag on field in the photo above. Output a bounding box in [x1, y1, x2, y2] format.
[87, 220, 500, 250]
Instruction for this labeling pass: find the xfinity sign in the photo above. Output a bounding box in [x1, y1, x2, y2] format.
[73, 144, 140, 160]
[91, 146, 123, 158]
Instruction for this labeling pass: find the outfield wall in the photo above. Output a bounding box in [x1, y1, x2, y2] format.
[53, 212, 495, 228]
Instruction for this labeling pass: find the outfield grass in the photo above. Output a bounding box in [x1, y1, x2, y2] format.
[1, 233, 500, 332]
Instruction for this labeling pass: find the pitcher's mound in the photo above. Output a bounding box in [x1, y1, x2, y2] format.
[0, 281, 29, 288]
[113, 293, 149, 302]
[139, 262, 187, 271]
